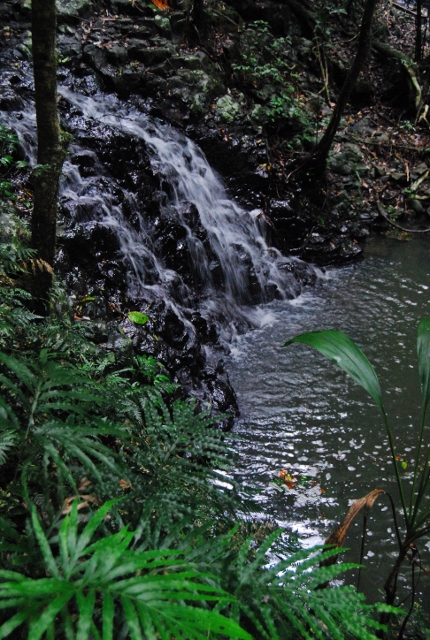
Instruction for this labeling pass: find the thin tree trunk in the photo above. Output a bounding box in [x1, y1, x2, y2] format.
[310, 0, 379, 174]
[31, 0, 64, 316]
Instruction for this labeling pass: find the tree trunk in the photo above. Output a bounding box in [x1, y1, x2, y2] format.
[309, 0, 379, 175]
[31, 0, 64, 316]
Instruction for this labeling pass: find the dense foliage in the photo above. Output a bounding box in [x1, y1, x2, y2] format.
[0, 105, 396, 639]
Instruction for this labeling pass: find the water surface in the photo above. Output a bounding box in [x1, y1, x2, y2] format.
[228, 235, 430, 606]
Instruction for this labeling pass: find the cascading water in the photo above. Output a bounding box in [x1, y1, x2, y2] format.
[3, 88, 312, 340]
[56, 88, 311, 325]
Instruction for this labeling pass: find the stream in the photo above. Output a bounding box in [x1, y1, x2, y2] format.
[228, 234, 430, 610]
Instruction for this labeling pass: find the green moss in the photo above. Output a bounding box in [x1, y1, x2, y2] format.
[215, 93, 245, 123]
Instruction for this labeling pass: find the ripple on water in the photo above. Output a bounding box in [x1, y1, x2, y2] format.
[228, 235, 430, 609]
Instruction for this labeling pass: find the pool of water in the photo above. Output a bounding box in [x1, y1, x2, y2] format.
[228, 234, 430, 610]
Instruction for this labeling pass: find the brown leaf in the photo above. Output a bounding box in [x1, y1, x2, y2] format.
[78, 477, 91, 491]
[325, 488, 385, 551]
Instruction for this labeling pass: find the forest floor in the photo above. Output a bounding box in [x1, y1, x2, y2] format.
[200, 0, 430, 261]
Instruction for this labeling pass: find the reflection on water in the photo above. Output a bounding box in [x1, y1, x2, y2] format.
[228, 235, 430, 608]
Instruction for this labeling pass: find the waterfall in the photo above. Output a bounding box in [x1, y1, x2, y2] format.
[2, 86, 312, 337]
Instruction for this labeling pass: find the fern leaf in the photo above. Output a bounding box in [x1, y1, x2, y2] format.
[0, 430, 17, 465]
[102, 591, 115, 640]
[0, 606, 36, 639]
[0, 373, 31, 412]
[0, 353, 36, 394]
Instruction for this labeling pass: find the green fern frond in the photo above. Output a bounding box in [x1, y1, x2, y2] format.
[194, 532, 398, 640]
[0, 500, 252, 640]
[0, 431, 18, 466]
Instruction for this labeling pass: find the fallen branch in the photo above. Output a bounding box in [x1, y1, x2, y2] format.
[377, 201, 430, 232]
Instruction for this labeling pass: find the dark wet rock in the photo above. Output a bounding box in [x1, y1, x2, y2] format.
[188, 311, 219, 344]
[411, 161, 428, 176]
[302, 231, 363, 265]
[159, 308, 189, 350]
[105, 325, 134, 367]
[191, 126, 269, 208]
[328, 143, 368, 177]
[56, 0, 92, 23]
[152, 209, 214, 289]
[268, 198, 314, 255]
[134, 45, 175, 67]
[373, 164, 386, 178]
[0, 86, 24, 111]
[201, 377, 239, 430]
[61, 222, 122, 262]
[70, 151, 98, 177]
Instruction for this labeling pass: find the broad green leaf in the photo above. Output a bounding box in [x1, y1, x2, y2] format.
[0, 570, 24, 581]
[122, 596, 144, 640]
[0, 353, 36, 393]
[0, 374, 31, 412]
[0, 598, 28, 610]
[284, 330, 385, 414]
[135, 602, 157, 640]
[1, 578, 66, 598]
[417, 317, 430, 418]
[58, 509, 71, 575]
[0, 399, 19, 430]
[145, 604, 253, 640]
[41, 441, 77, 492]
[66, 499, 79, 569]
[128, 311, 149, 325]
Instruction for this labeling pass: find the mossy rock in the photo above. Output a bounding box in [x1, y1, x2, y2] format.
[56, 0, 92, 21]
[214, 93, 245, 124]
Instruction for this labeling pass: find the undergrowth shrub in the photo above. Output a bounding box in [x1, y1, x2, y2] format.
[231, 21, 311, 132]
